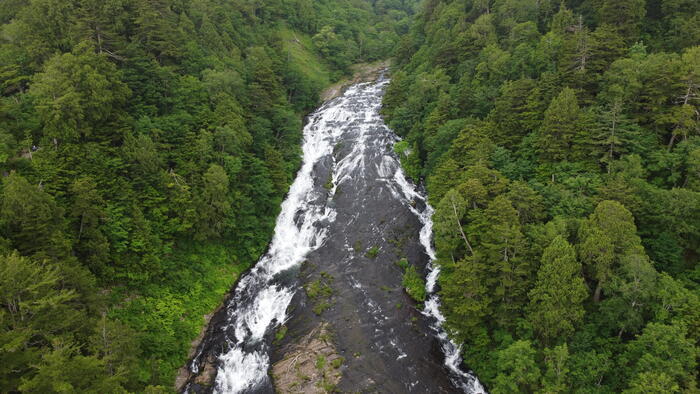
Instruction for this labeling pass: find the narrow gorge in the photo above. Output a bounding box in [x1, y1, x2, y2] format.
[183, 76, 485, 393]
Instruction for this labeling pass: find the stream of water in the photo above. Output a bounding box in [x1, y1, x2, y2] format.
[185, 77, 485, 394]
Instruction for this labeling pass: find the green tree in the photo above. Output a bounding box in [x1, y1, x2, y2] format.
[194, 164, 231, 240]
[599, 253, 657, 337]
[133, 0, 183, 61]
[536, 88, 583, 163]
[489, 79, 538, 148]
[440, 255, 491, 344]
[0, 173, 71, 260]
[527, 236, 587, 345]
[478, 195, 530, 325]
[89, 314, 140, 387]
[591, 99, 640, 172]
[620, 322, 697, 391]
[30, 43, 130, 144]
[598, 0, 646, 42]
[578, 200, 644, 303]
[492, 340, 541, 393]
[541, 344, 571, 393]
[18, 341, 126, 393]
[70, 178, 109, 277]
[71, 0, 130, 58]
[0, 252, 78, 391]
[624, 371, 680, 393]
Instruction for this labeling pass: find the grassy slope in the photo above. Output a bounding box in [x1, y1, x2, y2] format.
[109, 242, 251, 386]
[277, 27, 333, 88]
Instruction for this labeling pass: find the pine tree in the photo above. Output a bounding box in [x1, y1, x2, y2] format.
[133, 0, 183, 62]
[440, 255, 491, 344]
[30, 43, 130, 144]
[527, 236, 587, 345]
[70, 177, 109, 277]
[621, 322, 697, 391]
[0, 252, 78, 391]
[490, 78, 538, 148]
[492, 340, 541, 393]
[536, 88, 582, 162]
[598, 0, 646, 43]
[0, 173, 71, 260]
[434, 189, 473, 262]
[578, 200, 645, 302]
[592, 100, 640, 172]
[541, 344, 571, 393]
[477, 195, 530, 326]
[194, 164, 231, 240]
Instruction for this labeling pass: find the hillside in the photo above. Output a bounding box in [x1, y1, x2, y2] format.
[0, 0, 416, 391]
[383, 0, 699, 392]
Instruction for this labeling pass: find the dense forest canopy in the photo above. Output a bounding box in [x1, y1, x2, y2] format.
[383, 0, 699, 392]
[0, 0, 417, 391]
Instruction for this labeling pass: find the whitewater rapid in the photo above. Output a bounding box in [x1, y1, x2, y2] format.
[186, 77, 484, 393]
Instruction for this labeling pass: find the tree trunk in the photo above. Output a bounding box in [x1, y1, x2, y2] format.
[593, 281, 603, 303]
[667, 133, 677, 150]
[78, 213, 85, 240]
[450, 198, 474, 256]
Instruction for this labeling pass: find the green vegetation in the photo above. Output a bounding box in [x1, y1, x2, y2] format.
[279, 28, 332, 93]
[275, 325, 289, 344]
[313, 301, 333, 316]
[353, 240, 363, 252]
[315, 355, 327, 370]
[394, 256, 426, 303]
[318, 378, 337, 393]
[384, 0, 700, 392]
[396, 257, 410, 269]
[108, 242, 251, 383]
[331, 357, 344, 369]
[365, 246, 380, 258]
[0, 0, 418, 391]
[305, 274, 334, 316]
[402, 264, 427, 302]
[323, 174, 334, 190]
[394, 140, 422, 180]
[306, 274, 334, 299]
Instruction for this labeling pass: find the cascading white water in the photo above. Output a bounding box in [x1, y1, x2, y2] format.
[212, 104, 340, 393]
[384, 134, 487, 394]
[202, 77, 484, 394]
[211, 82, 383, 393]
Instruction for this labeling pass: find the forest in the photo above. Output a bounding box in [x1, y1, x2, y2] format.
[0, 0, 416, 391]
[383, 0, 699, 392]
[2, 0, 698, 392]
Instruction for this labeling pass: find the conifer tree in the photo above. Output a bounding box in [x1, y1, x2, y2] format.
[536, 88, 582, 162]
[527, 236, 587, 345]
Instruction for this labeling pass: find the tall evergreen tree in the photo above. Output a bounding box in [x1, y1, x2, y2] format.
[536, 88, 583, 163]
[527, 236, 587, 345]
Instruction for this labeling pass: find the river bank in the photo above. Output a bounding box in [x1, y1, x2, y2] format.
[320, 60, 392, 102]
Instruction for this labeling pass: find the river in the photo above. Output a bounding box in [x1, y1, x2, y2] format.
[183, 76, 485, 394]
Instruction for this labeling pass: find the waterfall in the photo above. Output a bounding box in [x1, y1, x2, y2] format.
[187, 77, 485, 394]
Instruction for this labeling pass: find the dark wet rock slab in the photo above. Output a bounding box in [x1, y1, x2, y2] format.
[271, 81, 459, 393]
[183, 78, 461, 394]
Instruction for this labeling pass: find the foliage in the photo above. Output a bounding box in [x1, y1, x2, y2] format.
[305, 274, 334, 316]
[384, 0, 700, 391]
[0, 0, 417, 390]
[402, 264, 426, 302]
[365, 246, 380, 259]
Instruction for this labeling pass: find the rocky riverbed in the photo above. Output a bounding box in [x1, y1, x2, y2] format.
[180, 75, 482, 394]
